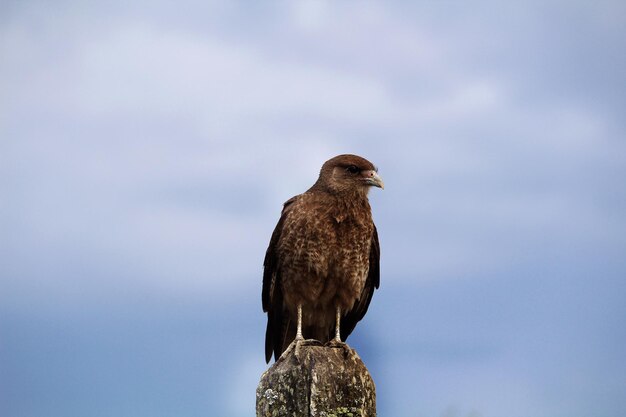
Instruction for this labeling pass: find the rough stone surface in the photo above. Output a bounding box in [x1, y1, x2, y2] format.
[256, 341, 376, 417]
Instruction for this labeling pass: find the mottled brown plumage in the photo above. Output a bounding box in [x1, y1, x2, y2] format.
[262, 154, 383, 363]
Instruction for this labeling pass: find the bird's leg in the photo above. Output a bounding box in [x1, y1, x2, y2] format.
[296, 303, 304, 341]
[333, 305, 342, 343]
[294, 303, 303, 358]
[278, 304, 321, 362]
[326, 305, 350, 355]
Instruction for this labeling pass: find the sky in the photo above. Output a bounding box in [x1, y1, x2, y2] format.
[1, 1, 626, 416]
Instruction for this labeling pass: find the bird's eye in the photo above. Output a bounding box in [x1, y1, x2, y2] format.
[346, 165, 360, 174]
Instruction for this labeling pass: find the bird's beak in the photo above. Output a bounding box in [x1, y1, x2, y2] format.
[363, 170, 384, 189]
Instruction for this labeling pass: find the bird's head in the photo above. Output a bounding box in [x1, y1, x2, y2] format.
[314, 154, 384, 194]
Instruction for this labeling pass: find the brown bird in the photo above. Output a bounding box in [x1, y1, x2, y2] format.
[262, 154, 383, 363]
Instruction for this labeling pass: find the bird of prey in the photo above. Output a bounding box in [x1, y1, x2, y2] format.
[262, 154, 383, 363]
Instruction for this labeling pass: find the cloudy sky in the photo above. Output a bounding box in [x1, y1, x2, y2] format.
[1, 1, 625, 416]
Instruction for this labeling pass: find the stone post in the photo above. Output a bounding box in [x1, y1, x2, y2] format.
[256, 342, 376, 417]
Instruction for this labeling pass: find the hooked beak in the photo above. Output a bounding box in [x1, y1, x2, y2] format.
[363, 170, 384, 189]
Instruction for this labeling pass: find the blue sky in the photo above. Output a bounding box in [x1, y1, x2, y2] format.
[1, 1, 625, 416]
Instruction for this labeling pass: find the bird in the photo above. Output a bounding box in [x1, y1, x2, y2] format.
[262, 154, 383, 363]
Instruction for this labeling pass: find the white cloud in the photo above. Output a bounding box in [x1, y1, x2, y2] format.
[3, 1, 624, 296]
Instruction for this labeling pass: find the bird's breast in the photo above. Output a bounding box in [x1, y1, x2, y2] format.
[278, 198, 373, 309]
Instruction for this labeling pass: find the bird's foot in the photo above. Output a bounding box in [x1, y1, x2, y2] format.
[277, 339, 296, 362]
[301, 338, 323, 347]
[295, 338, 324, 360]
[325, 339, 352, 357]
[279, 338, 323, 363]
[294, 336, 303, 359]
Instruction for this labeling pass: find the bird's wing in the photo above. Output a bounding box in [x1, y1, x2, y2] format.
[262, 196, 297, 363]
[340, 223, 380, 341]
